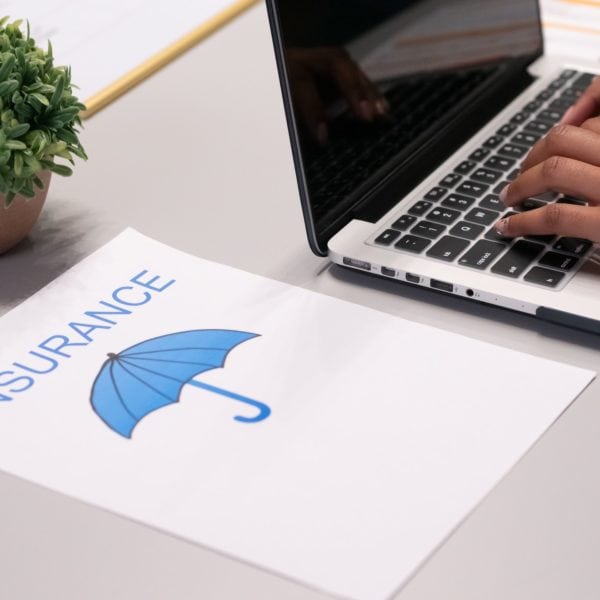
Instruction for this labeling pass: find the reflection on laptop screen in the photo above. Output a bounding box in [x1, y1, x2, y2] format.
[273, 0, 543, 235]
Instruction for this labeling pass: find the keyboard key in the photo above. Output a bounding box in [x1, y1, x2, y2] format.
[455, 160, 476, 175]
[512, 132, 540, 147]
[557, 195, 586, 206]
[524, 266, 565, 288]
[427, 206, 461, 225]
[539, 251, 579, 271]
[498, 143, 528, 159]
[441, 193, 476, 211]
[424, 186, 448, 201]
[537, 109, 563, 123]
[439, 173, 462, 188]
[459, 240, 507, 270]
[560, 69, 577, 80]
[469, 147, 491, 161]
[491, 240, 544, 278]
[536, 89, 554, 101]
[511, 111, 529, 124]
[411, 220, 446, 239]
[426, 236, 470, 262]
[572, 72, 595, 90]
[561, 87, 582, 100]
[549, 78, 567, 90]
[493, 181, 510, 194]
[525, 234, 556, 244]
[483, 135, 503, 149]
[456, 180, 489, 197]
[550, 97, 573, 111]
[391, 214, 417, 230]
[375, 229, 401, 246]
[553, 237, 593, 256]
[516, 198, 545, 212]
[551, 74, 569, 87]
[497, 123, 517, 137]
[525, 120, 553, 135]
[479, 194, 504, 211]
[471, 167, 502, 184]
[450, 221, 485, 240]
[408, 200, 433, 216]
[484, 156, 515, 171]
[464, 207, 500, 226]
[524, 100, 543, 112]
[395, 234, 431, 254]
[532, 191, 558, 202]
[508, 169, 521, 181]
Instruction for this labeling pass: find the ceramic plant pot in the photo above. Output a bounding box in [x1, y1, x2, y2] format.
[0, 171, 51, 255]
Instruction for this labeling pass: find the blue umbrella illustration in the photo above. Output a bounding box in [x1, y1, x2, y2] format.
[91, 329, 270, 438]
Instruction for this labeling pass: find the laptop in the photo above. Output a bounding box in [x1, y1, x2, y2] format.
[265, 0, 600, 334]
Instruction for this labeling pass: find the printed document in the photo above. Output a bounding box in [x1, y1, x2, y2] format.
[0, 229, 593, 600]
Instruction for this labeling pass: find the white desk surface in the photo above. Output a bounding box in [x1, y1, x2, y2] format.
[1, 4, 599, 599]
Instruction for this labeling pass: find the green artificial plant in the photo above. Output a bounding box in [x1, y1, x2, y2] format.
[0, 16, 87, 206]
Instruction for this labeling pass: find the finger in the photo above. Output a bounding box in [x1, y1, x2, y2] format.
[325, 51, 386, 121]
[358, 72, 389, 117]
[293, 75, 329, 144]
[580, 115, 600, 135]
[561, 76, 600, 126]
[521, 124, 600, 171]
[502, 157, 600, 206]
[290, 47, 367, 121]
[311, 48, 368, 119]
[330, 57, 377, 120]
[494, 204, 600, 242]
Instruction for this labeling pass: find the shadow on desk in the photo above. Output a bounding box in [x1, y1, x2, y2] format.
[330, 264, 600, 352]
[0, 200, 107, 312]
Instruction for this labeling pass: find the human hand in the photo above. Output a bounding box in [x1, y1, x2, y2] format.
[495, 79, 600, 242]
[286, 47, 388, 144]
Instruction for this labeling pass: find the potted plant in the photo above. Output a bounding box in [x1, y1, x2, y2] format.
[0, 17, 87, 254]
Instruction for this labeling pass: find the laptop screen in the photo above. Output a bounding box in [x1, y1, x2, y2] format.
[268, 0, 544, 254]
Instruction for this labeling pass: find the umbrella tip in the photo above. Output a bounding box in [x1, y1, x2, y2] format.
[107, 352, 118, 360]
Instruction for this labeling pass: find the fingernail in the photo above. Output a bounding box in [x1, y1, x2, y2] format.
[316, 122, 328, 145]
[499, 184, 510, 205]
[495, 218, 508, 235]
[560, 107, 574, 124]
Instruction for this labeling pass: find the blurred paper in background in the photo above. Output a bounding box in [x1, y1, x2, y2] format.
[541, 0, 600, 60]
[2, 0, 257, 116]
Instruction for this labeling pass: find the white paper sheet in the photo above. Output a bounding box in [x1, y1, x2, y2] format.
[0, 0, 244, 106]
[541, 0, 600, 61]
[0, 229, 593, 600]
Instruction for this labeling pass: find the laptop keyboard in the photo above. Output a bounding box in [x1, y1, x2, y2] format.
[370, 69, 596, 290]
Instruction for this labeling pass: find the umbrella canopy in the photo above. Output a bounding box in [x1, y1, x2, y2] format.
[91, 329, 270, 438]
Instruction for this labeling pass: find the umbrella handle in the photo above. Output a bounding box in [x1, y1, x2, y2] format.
[188, 380, 271, 423]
